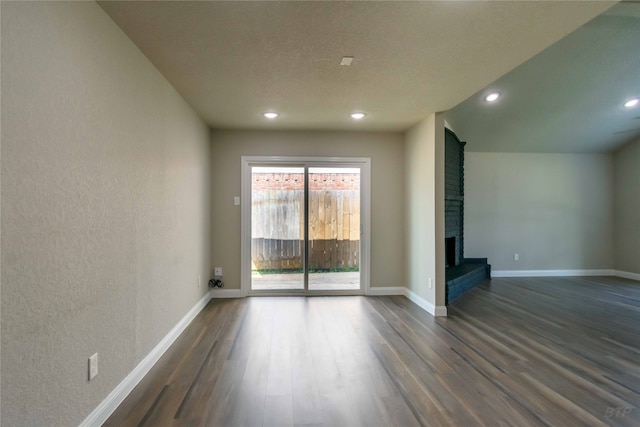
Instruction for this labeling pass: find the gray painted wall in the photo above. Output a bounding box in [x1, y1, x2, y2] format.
[404, 114, 446, 307]
[210, 130, 405, 291]
[465, 153, 614, 271]
[1, 3, 211, 426]
[613, 138, 640, 274]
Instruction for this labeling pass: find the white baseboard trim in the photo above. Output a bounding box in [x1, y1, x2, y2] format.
[492, 269, 616, 278]
[210, 288, 244, 298]
[615, 270, 640, 281]
[79, 292, 212, 427]
[366, 286, 406, 296]
[433, 305, 448, 316]
[404, 288, 447, 317]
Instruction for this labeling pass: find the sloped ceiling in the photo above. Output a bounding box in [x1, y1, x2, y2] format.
[99, 1, 614, 134]
[446, 2, 640, 153]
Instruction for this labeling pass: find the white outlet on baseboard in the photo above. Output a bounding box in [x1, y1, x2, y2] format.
[428, 278, 432, 289]
[89, 353, 98, 381]
[214, 267, 223, 276]
[514, 253, 520, 261]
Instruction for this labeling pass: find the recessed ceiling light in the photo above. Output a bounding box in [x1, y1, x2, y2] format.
[351, 112, 366, 120]
[485, 92, 500, 102]
[263, 112, 278, 119]
[624, 98, 639, 108]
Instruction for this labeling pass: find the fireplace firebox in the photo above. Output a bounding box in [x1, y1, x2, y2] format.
[445, 237, 456, 268]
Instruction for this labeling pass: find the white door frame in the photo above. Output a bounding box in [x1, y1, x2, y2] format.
[241, 156, 371, 296]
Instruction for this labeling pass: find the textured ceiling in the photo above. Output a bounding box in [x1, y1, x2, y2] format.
[446, 2, 640, 153]
[99, 1, 614, 133]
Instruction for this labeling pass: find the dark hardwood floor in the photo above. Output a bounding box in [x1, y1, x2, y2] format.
[104, 276, 640, 426]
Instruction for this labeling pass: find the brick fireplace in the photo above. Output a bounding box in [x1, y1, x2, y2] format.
[445, 129, 465, 266]
[444, 128, 490, 304]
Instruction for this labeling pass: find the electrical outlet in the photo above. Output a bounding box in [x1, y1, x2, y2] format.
[197, 275, 201, 288]
[514, 253, 520, 261]
[89, 353, 98, 381]
[428, 277, 432, 289]
[214, 267, 223, 277]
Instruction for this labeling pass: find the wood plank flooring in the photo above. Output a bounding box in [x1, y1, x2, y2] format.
[104, 276, 640, 426]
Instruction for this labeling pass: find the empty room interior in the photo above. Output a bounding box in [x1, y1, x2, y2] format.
[1, 1, 639, 426]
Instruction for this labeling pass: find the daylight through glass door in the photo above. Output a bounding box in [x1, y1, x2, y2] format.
[308, 167, 360, 291]
[250, 166, 361, 292]
[251, 167, 305, 291]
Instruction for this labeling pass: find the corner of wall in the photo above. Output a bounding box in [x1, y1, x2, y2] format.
[613, 137, 640, 275]
[404, 113, 446, 314]
[434, 113, 446, 307]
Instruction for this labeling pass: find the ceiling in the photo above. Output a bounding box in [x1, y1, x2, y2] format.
[99, 0, 615, 136]
[446, 1, 640, 153]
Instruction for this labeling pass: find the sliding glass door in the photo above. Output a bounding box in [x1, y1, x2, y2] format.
[243, 158, 369, 295]
[250, 166, 305, 291]
[308, 167, 360, 291]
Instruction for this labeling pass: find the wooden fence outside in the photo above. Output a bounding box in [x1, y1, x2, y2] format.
[251, 189, 360, 271]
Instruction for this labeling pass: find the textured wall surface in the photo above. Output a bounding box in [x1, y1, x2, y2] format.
[210, 130, 405, 290]
[465, 153, 614, 271]
[1, 3, 210, 426]
[613, 138, 640, 274]
[404, 114, 446, 306]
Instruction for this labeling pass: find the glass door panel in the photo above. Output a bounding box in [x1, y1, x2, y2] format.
[308, 167, 360, 291]
[251, 166, 305, 291]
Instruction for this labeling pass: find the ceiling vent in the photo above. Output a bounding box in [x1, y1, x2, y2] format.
[340, 56, 354, 66]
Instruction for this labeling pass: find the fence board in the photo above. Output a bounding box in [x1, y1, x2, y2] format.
[251, 189, 360, 271]
[318, 191, 325, 239]
[350, 191, 359, 241]
[336, 191, 344, 241]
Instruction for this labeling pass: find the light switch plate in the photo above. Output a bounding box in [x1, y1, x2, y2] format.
[89, 353, 98, 380]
